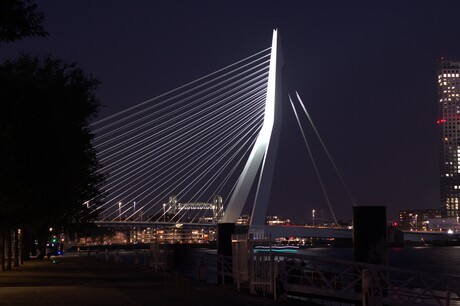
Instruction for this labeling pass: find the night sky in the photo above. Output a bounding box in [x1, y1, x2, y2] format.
[3, 0, 460, 223]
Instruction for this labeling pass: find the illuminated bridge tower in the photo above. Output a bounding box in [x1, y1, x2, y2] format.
[221, 29, 284, 232]
[437, 58, 460, 218]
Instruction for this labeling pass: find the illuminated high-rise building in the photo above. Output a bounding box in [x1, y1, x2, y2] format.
[437, 59, 460, 218]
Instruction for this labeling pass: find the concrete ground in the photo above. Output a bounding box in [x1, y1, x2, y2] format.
[0, 255, 293, 306]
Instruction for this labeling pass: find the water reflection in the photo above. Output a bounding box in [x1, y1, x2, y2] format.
[297, 246, 460, 275]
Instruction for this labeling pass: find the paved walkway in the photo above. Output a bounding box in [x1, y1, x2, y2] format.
[0, 255, 293, 306]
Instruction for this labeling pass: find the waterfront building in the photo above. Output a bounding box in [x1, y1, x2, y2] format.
[398, 209, 442, 230]
[427, 217, 460, 232]
[438, 59, 460, 218]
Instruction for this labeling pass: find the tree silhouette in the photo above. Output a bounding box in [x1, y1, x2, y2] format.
[0, 0, 48, 43]
[0, 54, 105, 258]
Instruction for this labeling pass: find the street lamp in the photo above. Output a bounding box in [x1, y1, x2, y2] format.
[415, 214, 418, 231]
[163, 204, 166, 222]
[118, 202, 122, 221]
[312, 209, 316, 227]
[133, 201, 136, 221]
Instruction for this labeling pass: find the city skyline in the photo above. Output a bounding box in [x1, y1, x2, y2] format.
[2, 1, 460, 222]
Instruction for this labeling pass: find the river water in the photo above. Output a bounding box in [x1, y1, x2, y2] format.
[297, 246, 460, 276]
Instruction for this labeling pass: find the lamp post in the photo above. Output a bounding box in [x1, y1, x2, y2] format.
[312, 209, 316, 227]
[163, 204, 166, 222]
[415, 214, 418, 231]
[118, 202, 122, 221]
[133, 201, 136, 221]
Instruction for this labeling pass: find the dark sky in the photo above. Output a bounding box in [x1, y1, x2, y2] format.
[3, 0, 460, 223]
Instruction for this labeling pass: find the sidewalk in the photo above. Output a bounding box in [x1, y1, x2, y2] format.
[0, 255, 291, 306]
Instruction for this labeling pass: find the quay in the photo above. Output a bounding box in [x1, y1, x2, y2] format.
[0, 254, 289, 306]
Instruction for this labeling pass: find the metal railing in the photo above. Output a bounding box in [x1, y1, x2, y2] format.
[277, 252, 460, 305]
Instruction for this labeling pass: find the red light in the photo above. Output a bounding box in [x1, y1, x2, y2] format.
[437, 119, 447, 124]
[393, 222, 398, 227]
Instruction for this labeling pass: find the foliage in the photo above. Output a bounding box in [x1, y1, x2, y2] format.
[0, 54, 105, 232]
[0, 0, 48, 43]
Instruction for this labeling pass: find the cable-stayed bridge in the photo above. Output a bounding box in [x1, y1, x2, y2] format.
[87, 30, 355, 235]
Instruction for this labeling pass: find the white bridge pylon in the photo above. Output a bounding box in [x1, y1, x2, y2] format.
[221, 29, 283, 229]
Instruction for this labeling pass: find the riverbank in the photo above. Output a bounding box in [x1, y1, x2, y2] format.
[0, 255, 290, 306]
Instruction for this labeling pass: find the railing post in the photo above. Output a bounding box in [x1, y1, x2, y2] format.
[362, 269, 382, 306]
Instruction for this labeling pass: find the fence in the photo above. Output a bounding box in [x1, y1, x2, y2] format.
[278, 251, 460, 305]
[230, 234, 460, 306]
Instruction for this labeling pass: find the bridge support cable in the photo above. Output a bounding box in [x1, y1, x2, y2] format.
[90, 47, 271, 131]
[92, 57, 269, 142]
[95, 64, 270, 156]
[294, 92, 356, 207]
[289, 95, 338, 225]
[97, 76, 269, 170]
[122, 110, 264, 221]
[103, 104, 264, 222]
[96, 84, 267, 192]
[189, 133, 261, 205]
[100, 95, 264, 209]
[87, 49, 271, 222]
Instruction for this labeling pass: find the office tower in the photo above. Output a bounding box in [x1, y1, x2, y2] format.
[437, 59, 460, 218]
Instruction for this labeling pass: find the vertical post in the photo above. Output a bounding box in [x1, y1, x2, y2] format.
[354, 206, 387, 302]
[353, 206, 387, 265]
[0, 229, 5, 271]
[217, 223, 235, 284]
[133, 202, 136, 221]
[14, 229, 19, 267]
[217, 223, 235, 256]
[7, 230, 12, 270]
[362, 269, 382, 306]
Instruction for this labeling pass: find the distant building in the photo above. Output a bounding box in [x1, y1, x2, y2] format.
[399, 209, 442, 230]
[237, 215, 250, 225]
[266, 215, 291, 226]
[437, 59, 460, 218]
[236, 215, 292, 225]
[427, 217, 460, 232]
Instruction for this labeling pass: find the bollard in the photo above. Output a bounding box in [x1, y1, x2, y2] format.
[77, 247, 81, 257]
[105, 249, 109, 261]
[87, 248, 91, 257]
[143, 249, 147, 266]
[95, 249, 99, 260]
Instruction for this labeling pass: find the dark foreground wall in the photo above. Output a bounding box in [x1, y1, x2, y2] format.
[353, 206, 387, 265]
